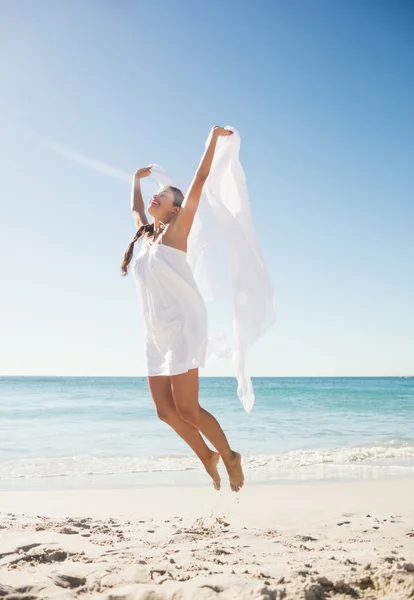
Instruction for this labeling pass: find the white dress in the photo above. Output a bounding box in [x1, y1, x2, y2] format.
[132, 241, 208, 377]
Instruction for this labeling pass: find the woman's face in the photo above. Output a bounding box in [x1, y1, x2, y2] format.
[148, 187, 176, 217]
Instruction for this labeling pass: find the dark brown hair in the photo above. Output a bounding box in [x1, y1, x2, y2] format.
[121, 186, 183, 276]
[121, 223, 153, 276]
[170, 186, 184, 207]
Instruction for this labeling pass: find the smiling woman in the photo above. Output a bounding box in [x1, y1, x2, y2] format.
[149, 186, 184, 211]
[120, 126, 245, 492]
[118, 124, 276, 491]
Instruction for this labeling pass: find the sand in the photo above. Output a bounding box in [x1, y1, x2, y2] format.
[1, 478, 414, 599]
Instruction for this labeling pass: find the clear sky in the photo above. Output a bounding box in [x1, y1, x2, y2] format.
[0, 0, 413, 377]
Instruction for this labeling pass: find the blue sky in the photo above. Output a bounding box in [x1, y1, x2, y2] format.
[0, 0, 413, 377]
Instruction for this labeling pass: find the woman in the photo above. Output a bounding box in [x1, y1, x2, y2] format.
[121, 126, 244, 492]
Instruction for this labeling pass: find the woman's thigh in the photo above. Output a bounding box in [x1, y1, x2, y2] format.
[147, 375, 177, 419]
[170, 368, 199, 416]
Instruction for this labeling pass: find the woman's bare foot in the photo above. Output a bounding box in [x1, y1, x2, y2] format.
[203, 451, 221, 490]
[222, 451, 244, 492]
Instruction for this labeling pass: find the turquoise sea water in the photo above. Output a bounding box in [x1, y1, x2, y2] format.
[0, 377, 413, 490]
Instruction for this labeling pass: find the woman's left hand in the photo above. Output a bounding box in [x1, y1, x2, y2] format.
[211, 126, 233, 138]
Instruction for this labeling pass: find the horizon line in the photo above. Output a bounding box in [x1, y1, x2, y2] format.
[0, 375, 412, 379]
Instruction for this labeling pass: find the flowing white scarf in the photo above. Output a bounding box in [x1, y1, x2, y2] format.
[149, 127, 275, 412]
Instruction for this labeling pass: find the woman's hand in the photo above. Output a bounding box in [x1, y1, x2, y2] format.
[210, 126, 233, 138]
[134, 166, 152, 181]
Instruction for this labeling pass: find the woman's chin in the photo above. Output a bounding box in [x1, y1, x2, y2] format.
[148, 206, 159, 217]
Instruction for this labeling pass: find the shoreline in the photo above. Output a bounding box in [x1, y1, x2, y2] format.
[1, 465, 414, 493]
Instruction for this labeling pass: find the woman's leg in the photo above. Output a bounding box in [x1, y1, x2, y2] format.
[170, 369, 244, 492]
[148, 375, 221, 489]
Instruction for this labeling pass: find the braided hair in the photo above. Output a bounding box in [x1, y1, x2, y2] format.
[120, 223, 154, 276]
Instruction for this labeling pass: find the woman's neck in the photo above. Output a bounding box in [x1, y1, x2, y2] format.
[153, 217, 169, 235]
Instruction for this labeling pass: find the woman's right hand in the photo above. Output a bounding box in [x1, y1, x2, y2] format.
[134, 166, 152, 180]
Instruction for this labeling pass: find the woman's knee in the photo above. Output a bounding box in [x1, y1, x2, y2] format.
[176, 404, 202, 425]
[156, 405, 178, 424]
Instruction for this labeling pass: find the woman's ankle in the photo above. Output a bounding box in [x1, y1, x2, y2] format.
[220, 449, 236, 463]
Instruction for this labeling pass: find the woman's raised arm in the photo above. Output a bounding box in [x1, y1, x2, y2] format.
[131, 167, 151, 229]
[176, 126, 232, 235]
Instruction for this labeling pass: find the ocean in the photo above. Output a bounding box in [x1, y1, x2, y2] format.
[0, 376, 413, 490]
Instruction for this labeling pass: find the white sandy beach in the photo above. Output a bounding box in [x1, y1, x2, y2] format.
[1, 478, 414, 599]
